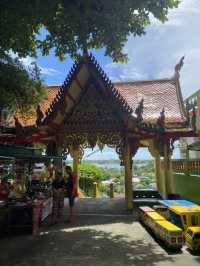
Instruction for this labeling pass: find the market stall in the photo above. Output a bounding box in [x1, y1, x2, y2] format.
[6, 180, 52, 235]
[0, 146, 63, 235]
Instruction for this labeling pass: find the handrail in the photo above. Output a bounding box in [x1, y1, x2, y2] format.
[171, 159, 200, 174]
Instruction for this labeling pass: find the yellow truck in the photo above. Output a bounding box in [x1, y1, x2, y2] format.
[156, 220, 183, 250]
[168, 205, 200, 251]
[185, 227, 200, 252]
[139, 207, 183, 250]
[168, 206, 200, 230]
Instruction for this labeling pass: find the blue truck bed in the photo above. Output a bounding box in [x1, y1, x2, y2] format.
[159, 200, 198, 207]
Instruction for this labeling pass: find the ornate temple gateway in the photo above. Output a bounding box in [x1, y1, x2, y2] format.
[0, 55, 196, 209]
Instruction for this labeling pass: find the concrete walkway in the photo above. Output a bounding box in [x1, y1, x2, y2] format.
[0, 198, 200, 266]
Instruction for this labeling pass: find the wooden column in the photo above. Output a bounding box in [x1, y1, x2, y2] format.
[185, 145, 189, 176]
[52, 146, 63, 169]
[155, 154, 161, 192]
[70, 146, 81, 193]
[196, 95, 200, 132]
[46, 140, 62, 169]
[163, 141, 173, 198]
[73, 149, 79, 193]
[147, 142, 161, 194]
[72, 150, 79, 176]
[124, 140, 133, 210]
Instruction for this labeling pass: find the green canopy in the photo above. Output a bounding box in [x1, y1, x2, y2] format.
[0, 144, 65, 163]
[0, 144, 42, 158]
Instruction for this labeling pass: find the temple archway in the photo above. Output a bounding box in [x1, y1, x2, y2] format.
[4, 55, 195, 210]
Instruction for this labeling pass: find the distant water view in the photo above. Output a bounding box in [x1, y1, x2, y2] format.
[92, 162, 122, 170]
[65, 159, 156, 192]
[78, 159, 156, 190]
[80, 160, 152, 170]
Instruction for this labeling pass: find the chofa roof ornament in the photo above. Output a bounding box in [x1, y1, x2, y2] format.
[157, 108, 165, 132]
[135, 98, 144, 123]
[174, 56, 185, 79]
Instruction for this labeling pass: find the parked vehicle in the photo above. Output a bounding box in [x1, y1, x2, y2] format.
[145, 211, 165, 232]
[158, 200, 200, 252]
[155, 220, 183, 249]
[168, 205, 200, 230]
[138, 206, 155, 222]
[153, 205, 170, 220]
[159, 200, 198, 208]
[185, 227, 200, 252]
[139, 206, 183, 250]
[157, 200, 198, 221]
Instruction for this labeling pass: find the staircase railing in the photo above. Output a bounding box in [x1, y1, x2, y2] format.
[171, 159, 200, 174]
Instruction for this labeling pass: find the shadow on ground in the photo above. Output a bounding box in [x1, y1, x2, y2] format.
[141, 222, 184, 255]
[0, 224, 174, 266]
[0, 198, 199, 266]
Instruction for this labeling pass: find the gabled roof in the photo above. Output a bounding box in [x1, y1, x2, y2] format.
[16, 54, 187, 129]
[17, 86, 59, 126]
[114, 79, 187, 124]
[42, 54, 133, 126]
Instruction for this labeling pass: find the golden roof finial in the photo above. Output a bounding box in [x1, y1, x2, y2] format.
[174, 56, 185, 78]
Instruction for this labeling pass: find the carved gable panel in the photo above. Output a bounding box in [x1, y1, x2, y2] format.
[63, 82, 123, 131]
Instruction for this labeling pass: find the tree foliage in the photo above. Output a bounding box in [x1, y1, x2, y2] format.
[79, 163, 105, 182]
[0, 0, 180, 62]
[78, 162, 125, 196]
[0, 0, 180, 113]
[78, 163, 105, 196]
[0, 53, 46, 113]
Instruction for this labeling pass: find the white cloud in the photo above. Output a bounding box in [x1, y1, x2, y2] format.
[151, 0, 200, 27]
[9, 53, 61, 77]
[104, 0, 200, 98]
[176, 0, 200, 14]
[150, 14, 182, 27]
[105, 62, 147, 82]
[39, 66, 61, 76]
[20, 56, 61, 76]
[19, 56, 33, 66]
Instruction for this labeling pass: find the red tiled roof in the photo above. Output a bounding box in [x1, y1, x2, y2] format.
[18, 79, 186, 126]
[41, 86, 60, 114]
[17, 86, 60, 126]
[114, 79, 186, 124]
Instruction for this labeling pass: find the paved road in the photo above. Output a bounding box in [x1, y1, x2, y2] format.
[0, 198, 199, 266]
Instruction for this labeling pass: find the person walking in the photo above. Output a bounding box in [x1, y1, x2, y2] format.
[51, 170, 66, 225]
[65, 166, 78, 223]
[0, 178, 10, 201]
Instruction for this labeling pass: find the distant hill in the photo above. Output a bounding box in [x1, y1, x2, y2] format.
[65, 159, 153, 165]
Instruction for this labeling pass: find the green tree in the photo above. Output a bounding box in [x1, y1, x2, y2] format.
[0, 53, 46, 113]
[0, 0, 180, 62]
[78, 162, 125, 196]
[78, 163, 105, 196]
[79, 163, 105, 182]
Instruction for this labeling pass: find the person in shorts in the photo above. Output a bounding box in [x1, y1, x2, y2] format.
[65, 166, 78, 222]
[51, 170, 66, 225]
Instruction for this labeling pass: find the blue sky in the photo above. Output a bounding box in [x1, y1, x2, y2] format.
[20, 0, 200, 160]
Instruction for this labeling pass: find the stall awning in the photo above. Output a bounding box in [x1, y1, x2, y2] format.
[0, 144, 65, 162]
[0, 144, 42, 158]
